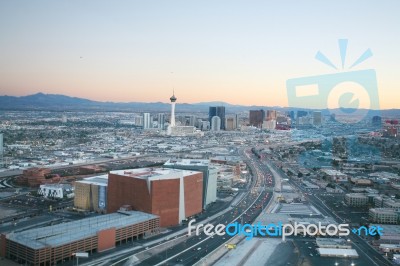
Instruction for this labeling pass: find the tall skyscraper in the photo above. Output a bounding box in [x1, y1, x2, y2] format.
[296, 110, 309, 126]
[158, 113, 165, 129]
[170, 92, 177, 127]
[211, 116, 221, 131]
[188, 115, 196, 127]
[143, 113, 151, 129]
[266, 110, 277, 121]
[313, 111, 322, 126]
[372, 116, 382, 127]
[134, 115, 143, 126]
[249, 110, 265, 128]
[209, 106, 225, 130]
[201, 121, 210, 131]
[225, 117, 235, 131]
[235, 114, 240, 129]
[289, 111, 295, 121]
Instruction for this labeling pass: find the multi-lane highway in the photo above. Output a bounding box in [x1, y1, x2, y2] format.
[266, 161, 392, 266]
[103, 148, 275, 266]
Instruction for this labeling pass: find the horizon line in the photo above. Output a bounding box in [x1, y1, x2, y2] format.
[0, 92, 398, 111]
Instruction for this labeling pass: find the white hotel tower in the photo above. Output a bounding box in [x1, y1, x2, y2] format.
[170, 91, 177, 127]
[167, 91, 177, 135]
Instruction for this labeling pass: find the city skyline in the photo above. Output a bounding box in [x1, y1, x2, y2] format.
[1, 1, 400, 109]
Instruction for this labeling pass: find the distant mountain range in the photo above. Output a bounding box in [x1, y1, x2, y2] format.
[0, 93, 399, 117]
[0, 93, 276, 113]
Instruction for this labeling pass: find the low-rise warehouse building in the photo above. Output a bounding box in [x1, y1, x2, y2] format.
[1, 211, 159, 265]
[316, 238, 351, 249]
[317, 248, 359, 258]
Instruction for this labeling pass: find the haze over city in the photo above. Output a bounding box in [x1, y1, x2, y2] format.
[1, 1, 400, 108]
[2, 2, 400, 266]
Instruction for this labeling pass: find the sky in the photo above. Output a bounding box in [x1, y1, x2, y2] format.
[0, 1, 399, 109]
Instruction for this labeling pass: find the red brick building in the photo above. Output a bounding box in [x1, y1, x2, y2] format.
[107, 168, 203, 227]
[15, 167, 60, 187]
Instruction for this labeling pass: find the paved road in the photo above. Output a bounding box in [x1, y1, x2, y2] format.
[104, 148, 275, 266]
[266, 161, 392, 266]
[139, 149, 274, 266]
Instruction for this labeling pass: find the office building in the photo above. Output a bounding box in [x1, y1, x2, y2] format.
[74, 175, 108, 212]
[176, 115, 186, 126]
[235, 114, 240, 129]
[2, 211, 159, 265]
[158, 113, 165, 129]
[225, 117, 235, 131]
[383, 200, 400, 210]
[211, 116, 221, 131]
[249, 110, 265, 128]
[107, 168, 203, 227]
[263, 120, 276, 130]
[134, 115, 143, 126]
[209, 106, 226, 130]
[266, 110, 277, 121]
[372, 116, 382, 127]
[369, 208, 400, 224]
[188, 115, 196, 127]
[345, 193, 368, 207]
[143, 113, 151, 129]
[201, 121, 210, 131]
[313, 111, 322, 126]
[164, 159, 217, 209]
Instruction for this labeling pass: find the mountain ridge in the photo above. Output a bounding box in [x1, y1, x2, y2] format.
[0, 93, 399, 116]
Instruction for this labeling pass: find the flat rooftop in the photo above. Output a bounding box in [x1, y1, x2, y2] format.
[110, 167, 201, 180]
[76, 174, 108, 186]
[7, 211, 159, 250]
[316, 238, 351, 247]
[322, 169, 346, 176]
[346, 193, 368, 198]
[273, 203, 320, 216]
[164, 159, 210, 167]
[370, 208, 399, 214]
[317, 248, 359, 258]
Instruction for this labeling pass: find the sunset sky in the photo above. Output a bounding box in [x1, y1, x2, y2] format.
[0, 1, 399, 109]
